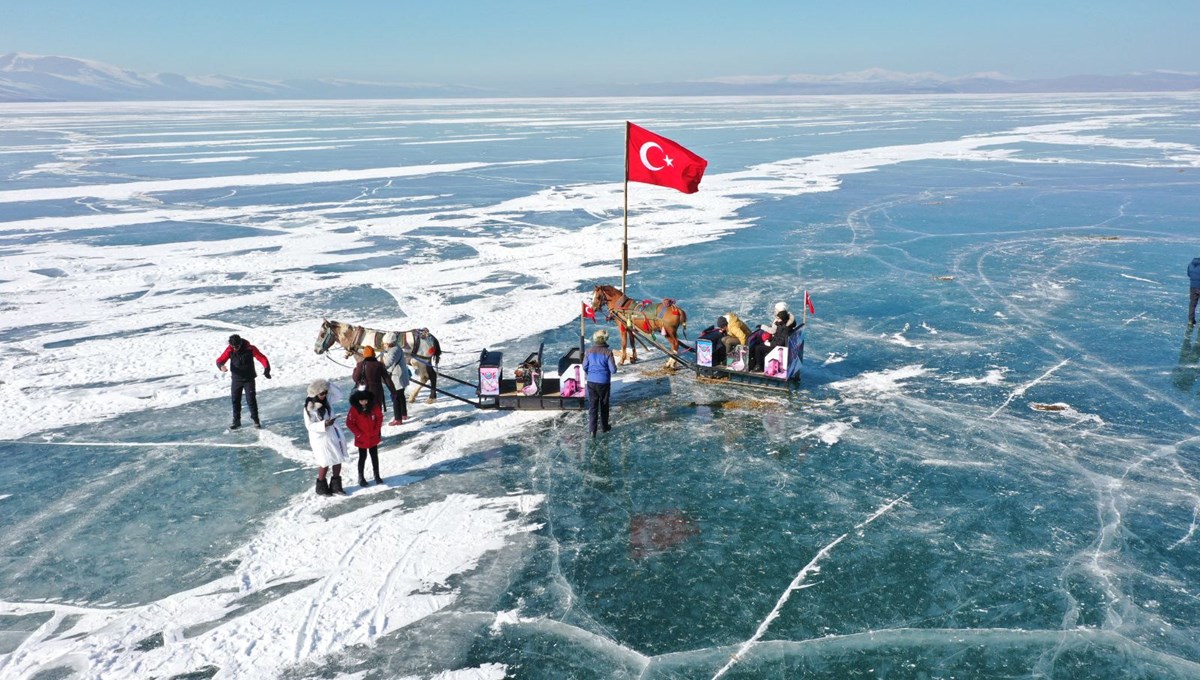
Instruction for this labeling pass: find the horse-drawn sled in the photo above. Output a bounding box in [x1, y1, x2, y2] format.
[589, 285, 806, 394]
[315, 319, 586, 412]
[476, 343, 587, 411]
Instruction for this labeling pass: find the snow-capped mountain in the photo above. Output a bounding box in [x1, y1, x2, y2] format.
[1, 52, 1197, 102]
[0, 53, 487, 101]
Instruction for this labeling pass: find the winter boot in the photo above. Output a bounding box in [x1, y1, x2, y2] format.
[329, 476, 347, 495]
[315, 478, 332, 496]
[358, 476, 368, 487]
[374, 475, 384, 485]
[253, 418, 262, 429]
[229, 422, 241, 430]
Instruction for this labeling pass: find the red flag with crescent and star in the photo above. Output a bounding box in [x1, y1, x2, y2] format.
[582, 302, 596, 321]
[626, 122, 708, 194]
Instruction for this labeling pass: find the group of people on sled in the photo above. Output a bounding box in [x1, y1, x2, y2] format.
[697, 301, 800, 375]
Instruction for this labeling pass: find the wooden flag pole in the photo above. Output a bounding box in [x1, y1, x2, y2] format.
[622, 121, 630, 294]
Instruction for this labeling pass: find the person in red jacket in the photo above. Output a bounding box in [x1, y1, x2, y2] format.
[345, 389, 384, 486]
[216, 334, 271, 429]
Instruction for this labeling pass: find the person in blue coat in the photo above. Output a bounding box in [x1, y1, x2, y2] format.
[1189, 257, 1200, 326]
[583, 329, 618, 437]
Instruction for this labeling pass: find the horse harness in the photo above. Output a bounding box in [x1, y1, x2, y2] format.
[334, 323, 432, 355]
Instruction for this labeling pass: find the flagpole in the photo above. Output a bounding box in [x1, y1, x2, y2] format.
[580, 304, 586, 356]
[622, 121, 630, 295]
[802, 289, 808, 327]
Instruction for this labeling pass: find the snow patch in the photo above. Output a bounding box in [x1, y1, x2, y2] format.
[948, 368, 1008, 386]
[831, 365, 932, 402]
[790, 418, 857, 445]
[0, 493, 541, 679]
[883, 323, 924, 349]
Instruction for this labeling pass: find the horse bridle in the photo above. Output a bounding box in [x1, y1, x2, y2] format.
[593, 288, 634, 321]
[315, 323, 335, 355]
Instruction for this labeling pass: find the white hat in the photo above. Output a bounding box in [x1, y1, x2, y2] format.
[307, 379, 330, 398]
[593, 329, 609, 343]
[775, 301, 788, 313]
[383, 332, 401, 346]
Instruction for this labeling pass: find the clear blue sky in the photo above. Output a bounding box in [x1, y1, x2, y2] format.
[3, 0, 1197, 85]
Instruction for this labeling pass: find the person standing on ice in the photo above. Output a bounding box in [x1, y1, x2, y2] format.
[216, 334, 270, 429]
[1188, 256, 1200, 326]
[346, 389, 384, 486]
[583, 329, 618, 438]
[304, 379, 348, 496]
[351, 346, 396, 421]
[380, 333, 410, 426]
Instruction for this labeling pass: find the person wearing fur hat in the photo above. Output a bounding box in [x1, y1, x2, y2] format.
[351, 345, 396, 421]
[346, 389, 384, 486]
[380, 332, 410, 426]
[304, 379, 349, 496]
[215, 334, 271, 430]
[582, 328, 618, 437]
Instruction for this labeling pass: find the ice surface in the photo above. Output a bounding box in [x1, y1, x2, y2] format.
[2, 94, 1200, 678]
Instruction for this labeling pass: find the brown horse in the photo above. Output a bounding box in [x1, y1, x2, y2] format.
[590, 285, 688, 366]
[314, 319, 442, 403]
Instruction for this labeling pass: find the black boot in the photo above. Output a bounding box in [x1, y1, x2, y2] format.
[358, 476, 368, 487]
[253, 418, 262, 429]
[229, 422, 241, 430]
[374, 474, 384, 485]
[315, 478, 331, 496]
[329, 476, 347, 495]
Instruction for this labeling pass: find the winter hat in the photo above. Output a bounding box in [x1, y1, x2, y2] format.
[717, 316, 729, 329]
[307, 379, 330, 398]
[383, 332, 401, 346]
[362, 346, 376, 358]
[228, 334, 243, 348]
[774, 302, 788, 313]
[593, 329, 609, 343]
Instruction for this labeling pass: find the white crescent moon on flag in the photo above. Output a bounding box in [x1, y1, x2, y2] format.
[639, 142, 665, 171]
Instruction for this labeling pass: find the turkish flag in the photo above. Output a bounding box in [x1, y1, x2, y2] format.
[626, 122, 707, 194]
[805, 291, 815, 315]
[582, 302, 596, 321]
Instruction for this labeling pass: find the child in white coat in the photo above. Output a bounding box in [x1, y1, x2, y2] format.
[304, 379, 349, 496]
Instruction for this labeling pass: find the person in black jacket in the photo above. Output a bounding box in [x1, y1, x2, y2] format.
[351, 346, 396, 418]
[697, 317, 729, 365]
[750, 303, 798, 372]
[216, 334, 271, 429]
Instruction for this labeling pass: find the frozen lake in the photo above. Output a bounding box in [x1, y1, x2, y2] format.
[1, 94, 1200, 678]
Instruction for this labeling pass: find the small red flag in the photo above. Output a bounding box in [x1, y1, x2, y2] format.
[582, 302, 596, 321]
[626, 122, 708, 194]
[805, 291, 815, 315]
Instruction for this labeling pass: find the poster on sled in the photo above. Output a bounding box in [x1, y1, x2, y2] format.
[729, 345, 748, 371]
[559, 363, 586, 397]
[697, 339, 713, 367]
[479, 366, 500, 396]
[764, 346, 788, 378]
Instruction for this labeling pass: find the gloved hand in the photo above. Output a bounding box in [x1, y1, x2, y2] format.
[264, 369, 272, 379]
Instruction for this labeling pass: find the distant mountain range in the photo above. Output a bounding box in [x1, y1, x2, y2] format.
[2, 53, 1198, 102]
